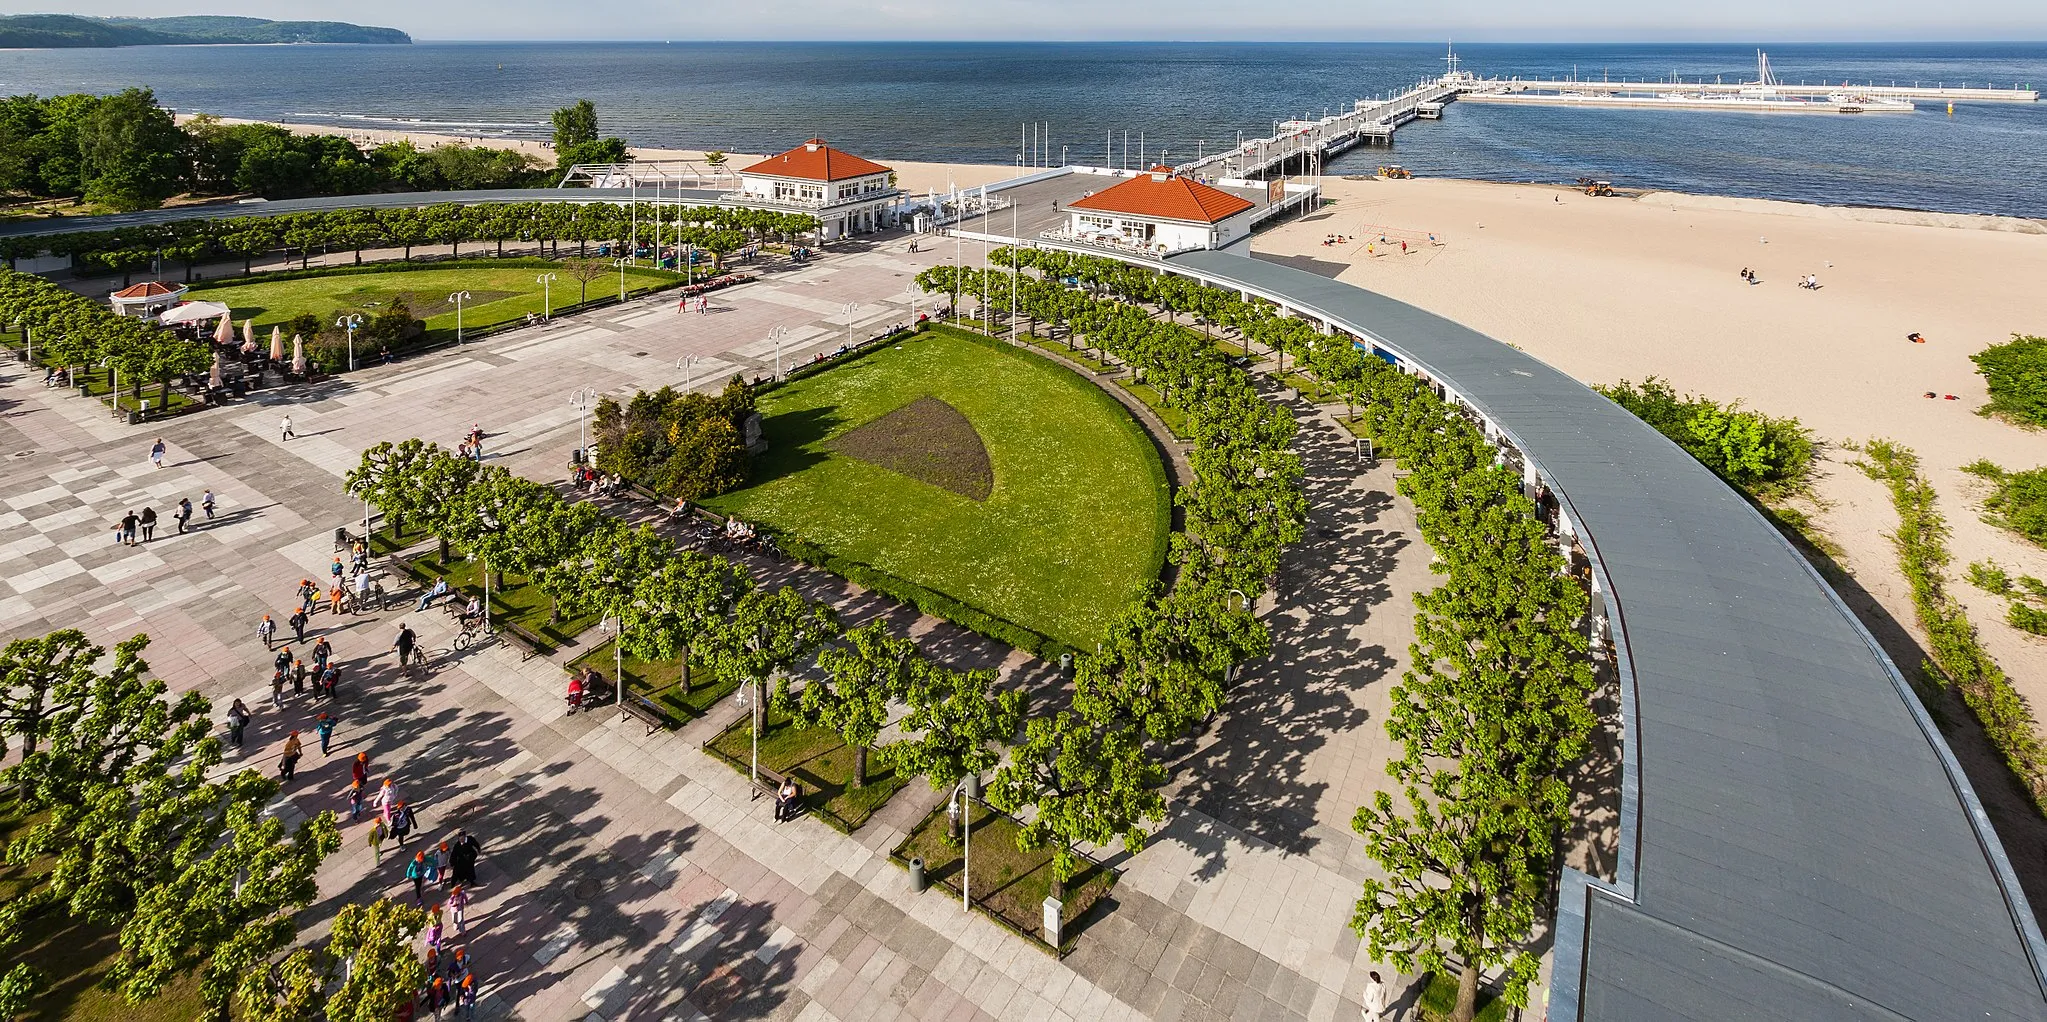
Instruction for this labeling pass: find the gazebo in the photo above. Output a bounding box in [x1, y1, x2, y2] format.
[108, 281, 189, 320]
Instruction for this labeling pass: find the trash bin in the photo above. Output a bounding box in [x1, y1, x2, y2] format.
[1059, 652, 1074, 675]
[909, 858, 927, 894]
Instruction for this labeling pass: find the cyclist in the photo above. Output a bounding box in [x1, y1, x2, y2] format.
[392, 623, 417, 671]
[457, 596, 484, 632]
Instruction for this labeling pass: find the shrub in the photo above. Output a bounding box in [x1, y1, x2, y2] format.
[1972, 334, 2047, 427]
[592, 377, 755, 500]
[1595, 377, 1813, 492]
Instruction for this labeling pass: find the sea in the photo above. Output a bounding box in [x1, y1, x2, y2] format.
[3, 40, 2045, 218]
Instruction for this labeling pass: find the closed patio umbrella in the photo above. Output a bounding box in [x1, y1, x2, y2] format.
[291, 334, 306, 376]
[208, 349, 224, 390]
[269, 325, 284, 362]
[213, 315, 233, 346]
[242, 319, 256, 349]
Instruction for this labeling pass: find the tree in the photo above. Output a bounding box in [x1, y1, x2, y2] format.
[410, 446, 481, 562]
[705, 587, 839, 756]
[345, 438, 435, 540]
[561, 256, 607, 304]
[0, 628, 100, 759]
[552, 100, 599, 154]
[240, 898, 429, 1022]
[985, 712, 1164, 900]
[796, 621, 916, 788]
[76, 87, 184, 211]
[441, 465, 535, 590]
[620, 552, 753, 694]
[516, 498, 608, 624]
[892, 662, 1024, 796]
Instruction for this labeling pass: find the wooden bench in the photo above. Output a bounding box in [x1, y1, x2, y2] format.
[498, 622, 548, 663]
[747, 765, 806, 821]
[619, 694, 670, 735]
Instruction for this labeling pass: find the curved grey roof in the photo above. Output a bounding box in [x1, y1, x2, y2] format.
[1166, 248, 2047, 1021]
[0, 188, 720, 239]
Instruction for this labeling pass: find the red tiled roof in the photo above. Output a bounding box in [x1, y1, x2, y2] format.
[110, 281, 181, 299]
[1067, 173, 1255, 225]
[739, 139, 892, 182]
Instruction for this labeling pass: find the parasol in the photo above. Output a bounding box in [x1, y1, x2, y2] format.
[291, 334, 306, 376]
[208, 349, 224, 390]
[213, 315, 233, 346]
[269, 325, 284, 362]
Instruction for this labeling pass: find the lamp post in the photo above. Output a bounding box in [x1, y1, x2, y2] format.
[903, 282, 919, 324]
[948, 778, 975, 912]
[568, 386, 597, 459]
[336, 313, 362, 372]
[841, 303, 859, 351]
[677, 354, 701, 391]
[613, 257, 630, 302]
[449, 291, 471, 345]
[479, 510, 499, 631]
[768, 324, 787, 380]
[536, 272, 557, 321]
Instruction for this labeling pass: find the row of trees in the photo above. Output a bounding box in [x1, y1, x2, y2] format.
[0, 88, 552, 212]
[12, 200, 822, 282]
[0, 630, 345, 1020]
[0, 267, 209, 406]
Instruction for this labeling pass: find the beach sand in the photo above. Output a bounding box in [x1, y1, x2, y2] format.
[1251, 174, 2047, 787]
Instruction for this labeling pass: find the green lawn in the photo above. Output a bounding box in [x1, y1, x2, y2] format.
[1, 811, 207, 1022]
[567, 639, 738, 725]
[1017, 333, 1118, 374]
[891, 800, 1114, 953]
[1114, 379, 1191, 440]
[398, 545, 601, 654]
[188, 264, 681, 346]
[1273, 370, 1344, 404]
[706, 709, 910, 833]
[703, 326, 1170, 649]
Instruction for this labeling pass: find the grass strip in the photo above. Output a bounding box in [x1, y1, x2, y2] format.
[1855, 438, 2047, 809]
[888, 801, 1115, 956]
[566, 639, 738, 725]
[704, 709, 908, 833]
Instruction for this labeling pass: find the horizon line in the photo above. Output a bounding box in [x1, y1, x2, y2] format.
[394, 37, 2047, 46]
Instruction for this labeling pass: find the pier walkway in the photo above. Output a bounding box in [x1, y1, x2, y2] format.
[1176, 80, 1461, 180]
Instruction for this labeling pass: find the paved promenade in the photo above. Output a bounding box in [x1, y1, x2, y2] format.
[0, 238, 1433, 1021]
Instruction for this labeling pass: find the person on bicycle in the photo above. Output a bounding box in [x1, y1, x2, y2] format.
[458, 596, 484, 630]
[393, 623, 417, 668]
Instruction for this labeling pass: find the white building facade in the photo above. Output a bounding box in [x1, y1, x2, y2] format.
[1062, 170, 1258, 256]
[736, 139, 900, 241]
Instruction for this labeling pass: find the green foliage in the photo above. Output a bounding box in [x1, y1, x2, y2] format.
[1856, 440, 2047, 808]
[985, 712, 1164, 897]
[1595, 377, 1814, 491]
[593, 378, 755, 500]
[797, 621, 919, 788]
[1964, 460, 2047, 547]
[893, 663, 1025, 793]
[1967, 560, 2047, 638]
[314, 899, 430, 1022]
[0, 14, 408, 48]
[1972, 334, 2047, 427]
[620, 552, 754, 693]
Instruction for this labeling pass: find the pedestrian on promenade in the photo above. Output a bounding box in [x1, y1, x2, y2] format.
[292, 659, 308, 694]
[312, 636, 332, 672]
[393, 622, 418, 669]
[280, 414, 295, 441]
[226, 698, 251, 747]
[407, 851, 429, 904]
[297, 579, 319, 615]
[202, 489, 216, 521]
[368, 815, 387, 863]
[279, 730, 303, 781]
[138, 506, 156, 542]
[448, 947, 469, 984]
[449, 884, 469, 934]
[450, 830, 480, 886]
[316, 712, 337, 754]
[392, 802, 415, 847]
[425, 913, 444, 954]
[378, 779, 397, 824]
[460, 974, 476, 1020]
[349, 779, 365, 821]
[330, 557, 345, 586]
[427, 976, 448, 1020]
[436, 841, 452, 888]
[257, 613, 276, 649]
[120, 509, 138, 545]
[354, 751, 371, 788]
[1360, 972, 1391, 1022]
[288, 607, 308, 644]
[328, 583, 345, 615]
[149, 437, 166, 469]
[174, 497, 192, 534]
[270, 669, 286, 709]
[319, 664, 339, 699]
[274, 646, 293, 677]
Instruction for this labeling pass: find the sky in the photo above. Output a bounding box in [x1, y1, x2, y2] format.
[7, 0, 2045, 42]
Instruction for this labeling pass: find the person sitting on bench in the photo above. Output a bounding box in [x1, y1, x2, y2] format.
[774, 777, 801, 822]
[416, 577, 449, 612]
[458, 596, 483, 628]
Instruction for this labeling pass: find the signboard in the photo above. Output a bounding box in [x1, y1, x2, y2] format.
[1267, 178, 1286, 204]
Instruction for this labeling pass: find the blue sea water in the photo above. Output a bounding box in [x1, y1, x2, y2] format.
[1, 40, 2043, 217]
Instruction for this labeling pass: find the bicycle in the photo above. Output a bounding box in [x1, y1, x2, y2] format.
[452, 618, 496, 651]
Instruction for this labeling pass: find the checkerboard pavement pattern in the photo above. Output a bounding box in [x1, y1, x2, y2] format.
[0, 238, 1447, 1021]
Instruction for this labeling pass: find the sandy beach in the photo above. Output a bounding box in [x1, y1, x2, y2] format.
[1249, 173, 2047, 738]
[195, 113, 2047, 729]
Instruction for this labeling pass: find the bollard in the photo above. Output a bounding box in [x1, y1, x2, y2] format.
[1043, 896, 1063, 950]
[909, 858, 927, 894]
[1059, 652, 1074, 676]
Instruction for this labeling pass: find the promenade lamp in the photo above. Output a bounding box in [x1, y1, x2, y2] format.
[903, 282, 919, 323]
[478, 510, 500, 630]
[1197, 139, 1206, 160]
[336, 313, 363, 372]
[613, 257, 631, 303]
[944, 775, 982, 912]
[568, 386, 598, 459]
[537, 272, 558, 321]
[768, 325, 787, 381]
[676, 354, 701, 391]
[841, 303, 860, 352]
[449, 291, 472, 346]
[1059, 144, 1068, 166]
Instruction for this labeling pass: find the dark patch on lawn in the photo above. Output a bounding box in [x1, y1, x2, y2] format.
[827, 395, 994, 501]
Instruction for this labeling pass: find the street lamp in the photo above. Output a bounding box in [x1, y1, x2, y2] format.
[536, 272, 557, 321]
[841, 303, 860, 351]
[677, 354, 701, 391]
[768, 325, 787, 380]
[612, 257, 630, 302]
[449, 291, 471, 345]
[568, 386, 597, 459]
[903, 282, 919, 323]
[336, 313, 363, 372]
[947, 778, 977, 912]
[1059, 144, 1068, 166]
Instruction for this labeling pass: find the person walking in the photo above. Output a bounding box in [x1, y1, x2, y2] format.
[460, 974, 476, 1021]
[226, 698, 251, 747]
[377, 778, 397, 825]
[312, 636, 332, 673]
[274, 646, 294, 678]
[368, 815, 387, 864]
[393, 622, 418, 670]
[316, 712, 337, 754]
[120, 509, 139, 546]
[349, 778, 365, 822]
[278, 730, 303, 782]
[149, 437, 167, 469]
[292, 658, 307, 694]
[257, 613, 277, 649]
[352, 750, 371, 788]
[288, 607, 308, 644]
[201, 488, 216, 521]
[407, 851, 429, 904]
[435, 841, 452, 888]
[138, 506, 157, 542]
[280, 414, 295, 441]
[174, 496, 193, 534]
[297, 579, 319, 616]
[424, 913, 444, 955]
[449, 883, 469, 934]
[269, 669, 286, 709]
[319, 663, 339, 700]
[328, 583, 345, 616]
[392, 802, 415, 847]
[1360, 971, 1391, 1022]
[450, 830, 480, 886]
[427, 976, 449, 1021]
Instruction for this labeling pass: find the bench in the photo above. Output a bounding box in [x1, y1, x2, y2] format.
[498, 622, 548, 662]
[746, 765, 806, 821]
[618, 694, 671, 735]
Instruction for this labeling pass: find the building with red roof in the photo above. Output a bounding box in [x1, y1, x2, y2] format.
[736, 139, 899, 241]
[1063, 168, 1260, 254]
[107, 280, 187, 319]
